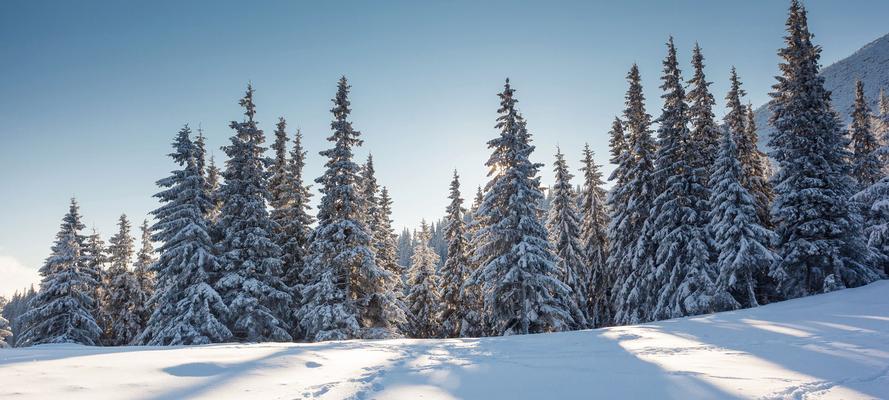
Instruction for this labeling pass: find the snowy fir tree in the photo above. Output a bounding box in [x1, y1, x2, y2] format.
[468, 79, 577, 335]
[725, 71, 779, 303]
[578, 144, 610, 327]
[217, 85, 293, 342]
[460, 185, 486, 337]
[849, 80, 881, 189]
[406, 221, 443, 338]
[854, 164, 889, 276]
[742, 104, 775, 228]
[138, 125, 231, 346]
[374, 186, 409, 321]
[102, 214, 143, 345]
[686, 43, 721, 185]
[18, 199, 102, 346]
[132, 219, 155, 333]
[639, 38, 714, 321]
[2, 287, 36, 347]
[768, 1, 879, 297]
[0, 297, 13, 348]
[82, 227, 108, 322]
[360, 154, 381, 231]
[269, 119, 314, 293]
[711, 86, 778, 310]
[609, 64, 659, 326]
[361, 155, 405, 305]
[546, 148, 590, 327]
[439, 171, 471, 337]
[297, 77, 405, 341]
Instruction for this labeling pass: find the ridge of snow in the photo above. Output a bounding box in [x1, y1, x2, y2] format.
[2, 280, 888, 399]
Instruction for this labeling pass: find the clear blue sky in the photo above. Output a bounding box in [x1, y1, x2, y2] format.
[1, 0, 887, 296]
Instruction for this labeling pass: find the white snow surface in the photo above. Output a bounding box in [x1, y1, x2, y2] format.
[3, 281, 889, 399]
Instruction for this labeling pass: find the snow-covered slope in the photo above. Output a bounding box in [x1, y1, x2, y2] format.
[2, 281, 889, 399]
[755, 33, 889, 148]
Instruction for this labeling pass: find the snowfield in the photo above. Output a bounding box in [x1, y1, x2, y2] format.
[2, 282, 889, 400]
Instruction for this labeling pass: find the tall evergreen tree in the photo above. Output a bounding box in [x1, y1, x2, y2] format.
[578, 144, 610, 327]
[132, 219, 155, 334]
[609, 64, 658, 326]
[18, 199, 102, 346]
[849, 80, 881, 189]
[686, 43, 720, 183]
[406, 221, 443, 338]
[217, 85, 292, 342]
[768, 1, 879, 297]
[742, 104, 775, 228]
[374, 187, 406, 308]
[102, 214, 142, 345]
[439, 171, 471, 337]
[546, 149, 590, 328]
[361, 154, 381, 230]
[268, 119, 315, 297]
[460, 186, 486, 337]
[297, 77, 405, 341]
[640, 38, 715, 321]
[0, 297, 11, 348]
[139, 125, 230, 346]
[469, 79, 576, 335]
[712, 84, 779, 310]
[82, 228, 108, 324]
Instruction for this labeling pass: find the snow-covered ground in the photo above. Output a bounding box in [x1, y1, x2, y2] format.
[2, 282, 889, 399]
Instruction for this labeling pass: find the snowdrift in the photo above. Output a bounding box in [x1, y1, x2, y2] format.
[2, 281, 889, 399]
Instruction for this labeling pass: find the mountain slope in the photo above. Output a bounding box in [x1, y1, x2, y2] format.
[755, 32, 889, 148]
[1, 281, 888, 399]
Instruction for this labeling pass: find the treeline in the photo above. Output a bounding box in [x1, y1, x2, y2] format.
[3, 0, 889, 347]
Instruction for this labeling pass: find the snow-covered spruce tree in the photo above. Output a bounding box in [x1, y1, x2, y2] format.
[285, 129, 314, 290]
[854, 163, 889, 275]
[768, 1, 879, 297]
[82, 228, 108, 325]
[101, 214, 143, 345]
[375, 187, 409, 322]
[138, 125, 230, 346]
[849, 80, 881, 189]
[439, 171, 471, 337]
[216, 85, 293, 342]
[0, 298, 11, 348]
[546, 148, 591, 327]
[468, 79, 577, 335]
[297, 77, 405, 341]
[609, 64, 659, 326]
[360, 154, 380, 230]
[268, 119, 315, 298]
[742, 104, 775, 228]
[639, 38, 715, 321]
[406, 221, 443, 338]
[132, 219, 155, 334]
[726, 71, 779, 303]
[361, 155, 405, 310]
[18, 199, 102, 346]
[711, 78, 779, 310]
[459, 185, 486, 337]
[578, 144, 611, 327]
[686, 43, 721, 185]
